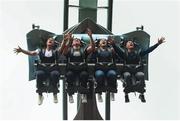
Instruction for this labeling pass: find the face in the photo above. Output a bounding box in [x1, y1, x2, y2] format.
[46, 38, 55, 47]
[125, 40, 135, 49]
[72, 39, 81, 49]
[99, 39, 107, 47]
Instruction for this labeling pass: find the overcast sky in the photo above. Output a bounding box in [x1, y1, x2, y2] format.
[0, 0, 180, 120]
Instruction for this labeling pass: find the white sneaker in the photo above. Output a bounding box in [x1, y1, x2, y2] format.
[69, 95, 74, 103]
[53, 94, 58, 103]
[110, 93, 115, 101]
[97, 93, 103, 102]
[81, 94, 87, 103]
[38, 94, 44, 105]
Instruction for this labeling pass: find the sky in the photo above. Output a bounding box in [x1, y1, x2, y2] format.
[0, 0, 180, 120]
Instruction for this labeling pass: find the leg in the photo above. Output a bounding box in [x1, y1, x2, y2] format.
[135, 72, 146, 102]
[106, 70, 117, 93]
[36, 70, 46, 105]
[79, 71, 89, 103]
[36, 70, 46, 94]
[95, 70, 105, 102]
[95, 70, 105, 89]
[79, 71, 89, 89]
[66, 71, 75, 103]
[123, 72, 131, 93]
[50, 70, 60, 94]
[135, 72, 145, 93]
[50, 70, 60, 103]
[123, 72, 131, 102]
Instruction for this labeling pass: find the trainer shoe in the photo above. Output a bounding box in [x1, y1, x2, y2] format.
[69, 95, 74, 103]
[81, 94, 87, 103]
[53, 94, 58, 103]
[110, 93, 115, 101]
[97, 93, 103, 102]
[125, 94, 129, 103]
[139, 94, 146, 103]
[38, 94, 44, 105]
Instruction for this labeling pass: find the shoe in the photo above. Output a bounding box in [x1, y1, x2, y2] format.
[53, 94, 58, 103]
[110, 93, 115, 101]
[69, 95, 74, 103]
[139, 94, 146, 103]
[38, 94, 44, 105]
[97, 93, 103, 102]
[125, 94, 129, 103]
[81, 94, 87, 103]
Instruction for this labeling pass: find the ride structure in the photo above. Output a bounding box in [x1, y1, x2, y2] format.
[26, 0, 150, 120]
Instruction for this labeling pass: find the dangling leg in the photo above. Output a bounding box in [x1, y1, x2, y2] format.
[107, 70, 117, 101]
[95, 70, 105, 102]
[36, 70, 46, 105]
[50, 70, 60, 103]
[135, 72, 146, 102]
[123, 72, 131, 103]
[79, 71, 89, 103]
[66, 70, 75, 103]
[79, 71, 89, 89]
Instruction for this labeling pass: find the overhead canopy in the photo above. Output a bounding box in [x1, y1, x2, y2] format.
[63, 18, 113, 35]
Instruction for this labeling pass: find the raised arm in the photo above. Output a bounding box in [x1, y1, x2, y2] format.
[140, 37, 165, 56]
[59, 33, 73, 55]
[86, 28, 95, 54]
[108, 36, 125, 59]
[14, 46, 38, 56]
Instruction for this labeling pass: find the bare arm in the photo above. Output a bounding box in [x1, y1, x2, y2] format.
[86, 28, 95, 54]
[14, 46, 38, 56]
[59, 33, 73, 55]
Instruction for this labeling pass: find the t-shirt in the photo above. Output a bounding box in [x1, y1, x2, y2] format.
[35, 48, 53, 57]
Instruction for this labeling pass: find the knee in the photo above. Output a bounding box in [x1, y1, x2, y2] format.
[80, 71, 88, 79]
[50, 71, 60, 78]
[66, 71, 74, 78]
[95, 70, 105, 79]
[107, 70, 116, 79]
[135, 72, 144, 80]
[123, 72, 131, 79]
[36, 70, 45, 78]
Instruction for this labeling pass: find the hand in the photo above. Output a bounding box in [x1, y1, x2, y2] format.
[87, 28, 92, 36]
[64, 33, 73, 45]
[64, 33, 72, 40]
[108, 36, 115, 45]
[14, 46, 22, 54]
[158, 37, 165, 44]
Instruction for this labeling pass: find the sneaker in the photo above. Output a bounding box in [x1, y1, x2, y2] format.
[110, 93, 115, 101]
[69, 95, 74, 103]
[97, 93, 103, 102]
[139, 94, 146, 103]
[81, 94, 87, 103]
[53, 94, 58, 103]
[38, 94, 44, 105]
[125, 94, 129, 103]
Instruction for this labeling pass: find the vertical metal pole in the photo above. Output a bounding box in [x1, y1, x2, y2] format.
[105, 0, 113, 120]
[105, 92, 111, 120]
[107, 0, 113, 31]
[63, 0, 69, 120]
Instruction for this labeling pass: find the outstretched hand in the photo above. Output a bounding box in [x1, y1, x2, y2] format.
[64, 33, 73, 40]
[14, 46, 22, 54]
[158, 37, 165, 45]
[64, 33, 74, 45]
[87, 28, 92, 36]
